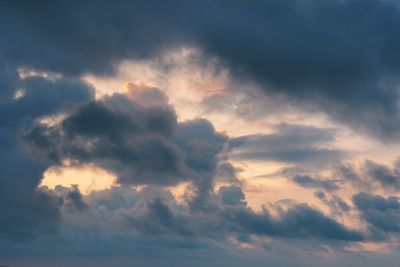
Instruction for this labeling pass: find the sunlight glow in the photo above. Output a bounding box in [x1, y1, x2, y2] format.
[41, 165, 116, 194]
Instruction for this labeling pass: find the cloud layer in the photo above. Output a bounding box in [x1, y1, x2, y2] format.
[4, 0, 400, 139]
[2, 1, 400, 266]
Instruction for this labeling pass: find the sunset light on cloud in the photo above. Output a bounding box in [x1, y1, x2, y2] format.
[2, 1, 400, 267]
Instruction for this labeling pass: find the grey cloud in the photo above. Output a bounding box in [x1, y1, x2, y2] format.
[2, 0, 400, 261]
[364, 160, 400, 191]
[54, 185, 90, 213]
[125, 197, 193, 237]
[118, 186, 364, 242]
[1, 73, 231, 248]
[292, 175, 341, 191]
[25, 93, 228, 208]
[190, 0, 400, 140]
[315, 191, 351, 218]
[0, 75, 94, 241]
[0, 1, 185, 76]
[334, 159, 400, 193]
[0, 187, 62, 242]
[227, 124, 343, 165]
[3, 1, 400, 140]
[218, 186, 246, 206]
[220, 203, 362, 242]
[175, 119, 228, 207]
[0, 77, 94, 127]
[274, 204, 361, 241]
[0, 183, 365, 257]
[353, 192, 400, 234]
[26, 97, 185, 185]
[332, 163, 369, 190]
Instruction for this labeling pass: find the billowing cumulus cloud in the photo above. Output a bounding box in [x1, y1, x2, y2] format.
[26, 92, 227, 201]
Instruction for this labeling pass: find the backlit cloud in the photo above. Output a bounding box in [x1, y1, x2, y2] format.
[2, 1, 400, 266]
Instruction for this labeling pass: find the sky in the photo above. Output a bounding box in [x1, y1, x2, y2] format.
[2, 1, 400, 266]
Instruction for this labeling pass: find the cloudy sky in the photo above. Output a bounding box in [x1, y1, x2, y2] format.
[2, 1, 400, 266]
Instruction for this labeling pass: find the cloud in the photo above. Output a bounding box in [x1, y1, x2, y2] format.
[273, 203, 362, 241]
[227, 124, 343, 166]
[2, 1, 400, 263]
[189, 0, 400, 140]
[25, 93, 229, 211]
[26, 96, 184, 185]
[90, 185, 364, 243]
[334, 158, 400, 193]
[314, 191, 351, 218]
[124, 81, 169, 108]
[353, 192, 400, 235]
[3, 1, 400, 140]
[363, 160, 400, 191]
[218, 186, 247, 206]
[0, 180, 366, 261]
[292, 175, 341, 191]
[55, 185, 90, 213]
[0, 77, 94, 126]
[0, 76, 94, 241]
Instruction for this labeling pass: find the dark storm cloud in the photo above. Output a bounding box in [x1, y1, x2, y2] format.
[353, 193, 400, 234]
[26, 96, 185, 185]
[175, 119, 228, 207]
[0, 187, 61, 241]
[189, 0, 400, 140]
[227, 124, 343, 164]
[0, 75, 94, 241]
[0, 77, 94, 126]
[0, 1, 187, 76]
[25, 92, 228, 200]
[54, 185, 90, 213]
[0, 72, 234, 252]
[3, 1, 400, 139]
